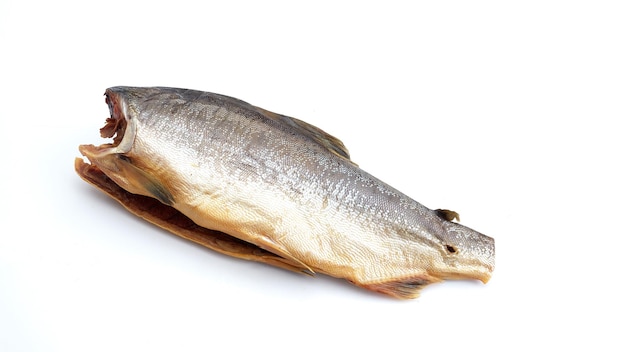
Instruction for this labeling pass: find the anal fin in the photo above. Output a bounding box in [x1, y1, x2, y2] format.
[356, 275, 442, 299]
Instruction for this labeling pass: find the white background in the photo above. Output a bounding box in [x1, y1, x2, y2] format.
[1, 1, 624, 351]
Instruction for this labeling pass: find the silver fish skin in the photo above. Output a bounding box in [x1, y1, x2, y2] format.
[78, 86, 495, 299]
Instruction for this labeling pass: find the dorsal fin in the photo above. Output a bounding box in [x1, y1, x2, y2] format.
[254, 106, 355, 165]
[206, 92, 354, 164]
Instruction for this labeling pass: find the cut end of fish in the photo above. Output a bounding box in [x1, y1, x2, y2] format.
[439, 269, 493, 285]
[77, 89, 133, 164]
[432, 219, 495, 285]
[356, 262, 493, 299]
[102, 89, 129, 144]
[77, 88, 149, 202]
[81, 88, 137, 161]
[478, 271, 492, 284]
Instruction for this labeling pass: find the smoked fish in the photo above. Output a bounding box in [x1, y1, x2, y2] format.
[76, 87, 495, 299]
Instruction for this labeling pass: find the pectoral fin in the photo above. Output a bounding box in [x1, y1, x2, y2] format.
[75, 158, 311, 274]
[78, 144, 174, 206]
[117, 155, 175, 206]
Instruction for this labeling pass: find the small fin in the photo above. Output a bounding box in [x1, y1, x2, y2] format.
[254, 106, 356, 165]
[435, 209, 460, 222]
[357, 275, 442, 299]
[75, 158, 311, 274]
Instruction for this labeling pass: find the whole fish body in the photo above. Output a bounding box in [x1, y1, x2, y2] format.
[76, 87, 495, 299]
